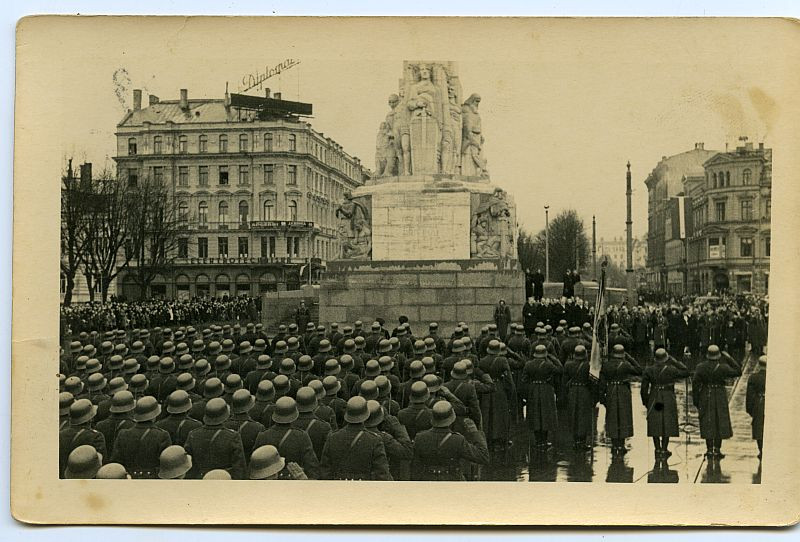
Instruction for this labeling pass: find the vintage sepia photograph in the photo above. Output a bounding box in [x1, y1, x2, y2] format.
[11, 15, 800, 525]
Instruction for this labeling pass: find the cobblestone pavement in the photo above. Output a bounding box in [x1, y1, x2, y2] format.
[481, 351, 761, 483]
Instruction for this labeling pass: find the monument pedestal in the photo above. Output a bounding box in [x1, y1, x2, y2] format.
[319, 259, 524, 334]
[324, 60, 524, 334]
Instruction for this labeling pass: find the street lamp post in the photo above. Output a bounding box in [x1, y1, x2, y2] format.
[544, 205, 550, 283]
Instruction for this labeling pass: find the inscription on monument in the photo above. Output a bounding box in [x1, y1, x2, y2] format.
[371, 191, 471, 260]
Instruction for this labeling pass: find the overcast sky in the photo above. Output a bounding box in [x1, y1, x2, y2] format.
[51, 17, 784, 241]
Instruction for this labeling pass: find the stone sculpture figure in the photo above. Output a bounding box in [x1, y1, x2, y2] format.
[375, 121, 396, 178]
[471, 188, 511, 259]
[394, 87, 412, 176]
[441, 78, 462, 174]
[461, 93, 489, 177]
[336, 191, 372, 259]
[407, 64, 443, 175]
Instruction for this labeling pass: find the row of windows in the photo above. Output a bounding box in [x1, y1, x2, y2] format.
[128, 164, 297, 187]
[692, 198, 771, 227]
[708, 168, 753, 189]
[179, 199, 299, 224]
[176, 235, 334, 260]
[129, 133, 296, 156]
[707, 236, 770, 258]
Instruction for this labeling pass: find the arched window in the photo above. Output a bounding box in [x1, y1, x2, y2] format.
[198, 134, 208, 153]
[239, 133, 249, 152]
[263, 200, 275, 220]
[239, 200, 249, 224]
[178, 135, 188, 154]
[288, 200, 298, 221]
[264, 132, 273, 152]
[153, 135, 163, 154]
[288, 133, 297, 152]
[726, 171, 731, 186]
[198, 201, 208, 224]
[178, 201, 189, 223]
[219, 134, 228, 153]
[128, 137, 137, 155]
[742, 169, 752, 185]
[218, 201, 229, 224]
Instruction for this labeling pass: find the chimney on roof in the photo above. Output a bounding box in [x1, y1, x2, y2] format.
[265, 88, 271, 99]
[695, 142, 704, 150]
[149, 95, 160, 106]
[79, 163, 92, 183]
[759, 142, 764, 152]
[224, 82, 231, 108]
[180, 89, 188, 110]
[274, 92, 282, 100]
[133, 89, 142, 111]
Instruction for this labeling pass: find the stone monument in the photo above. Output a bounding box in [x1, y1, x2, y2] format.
[322, 61, 524, 332]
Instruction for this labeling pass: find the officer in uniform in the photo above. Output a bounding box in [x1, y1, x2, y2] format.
[411, 401, 489, 481]
[746, 355, 767, 459]
[364, 400, 413, 481]
[293, 386, 332, 461]
[244, 355, 275, 394]
[398, 381, 433, 440]
[443, 361, 483, 430]
[184, 397, 247, 479]
[308, 379, 337, 429]
[252, 396, 320, 479]
[320, 375, 347, 429]
[319, 396, 392, 480]
[110, 396, 172, 478]
[251, 380, 276, 428]
[59, 398, 107, 478]
[692, 345, 742, 458]
[225, 389, 265, 460]
[156, 390, 202, 447]
[563, 345, 596, 451]
[96, 391, 136, 453]
[640, 348, 690, 458]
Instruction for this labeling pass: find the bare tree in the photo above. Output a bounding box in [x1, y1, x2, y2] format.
[60, 160, 87, 305]
[126, 174, 181, 300]
[79, 170, 133, 302]
[516, 209, 590, 280]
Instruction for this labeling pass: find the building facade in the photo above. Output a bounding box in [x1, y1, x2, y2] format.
[597, 235, 646, 270]
[114, 88, 367, 299]
[685, 140, 771, 295]
[644, 143, 719, 291]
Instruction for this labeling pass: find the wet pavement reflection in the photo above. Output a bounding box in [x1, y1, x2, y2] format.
[480, 352, 763, 484]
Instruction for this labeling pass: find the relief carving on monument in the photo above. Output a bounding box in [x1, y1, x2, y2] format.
[471, 188, 513, 259]
[335, 191, 372, 259]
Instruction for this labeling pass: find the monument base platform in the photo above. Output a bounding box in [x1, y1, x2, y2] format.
[319, 259, 524, 335]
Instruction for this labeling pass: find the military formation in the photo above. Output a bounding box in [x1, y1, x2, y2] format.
[58, 291, 768, 480]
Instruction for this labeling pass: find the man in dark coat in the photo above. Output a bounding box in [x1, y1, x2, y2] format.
[692, 345, 742, 458]
[110, 396, 172, 478]
[319, 396, 392, 480]
[745, 355, 767, 459]
[411, 401, 489, 481]
[253, 396, 319, 479]
[494, 300, 512, 343]
[532, 269, 545, 301]
[640, 348, 690, 458]
[184, 397, 247, 479]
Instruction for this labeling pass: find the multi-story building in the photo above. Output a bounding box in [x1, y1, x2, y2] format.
[644, 143, 719, 291]
[114, 88, 367, 299]
[685, 140, 771, 294]
[597, 235, 647, 270]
